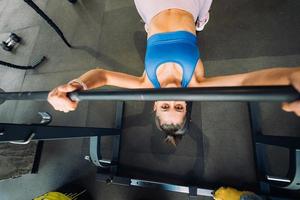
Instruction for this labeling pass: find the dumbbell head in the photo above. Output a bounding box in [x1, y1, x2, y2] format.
[0, 88, 5, 105]
[10, 33, 22, 43]
[1, 41, 13, 51]
[1, 33, 22, 51]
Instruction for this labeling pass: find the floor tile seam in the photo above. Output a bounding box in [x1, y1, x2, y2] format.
[95, 23, 105, 54]
[105, 5, 137, 12]
[15, 25, 49, 97]
[120, 151, 203, 158]
[25, 25, 43, 78]
[26, 66, 96, 76]
[25, 53, 98, 76]
[201, 128, 251, 133]
[84, 101, 91, 127]
[34, 0, 76, 45]
[95, 1, 112, 54]
[0, 1, 8, 19]
[24, 68, 89, 77]
[23, 0, 48, 14]
[0, 2, 9, 30]
[200, 105, 210, 175]
[202, 128, 298, 133]
[25, 51, 100, 75]
[0, 24, 42, 35]
[260, 133, 300, 136]
[0, 2, 47, 34]
[12, 101, 20, 122]
[48, 1, 105, 46]
[12, 67, 29, 122]
[72, 1, 106, 29]
[204, 54, 300, 64]
[28, 1, 75, 53]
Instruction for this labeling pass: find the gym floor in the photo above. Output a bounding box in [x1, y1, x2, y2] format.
[0, 0, 300, 199]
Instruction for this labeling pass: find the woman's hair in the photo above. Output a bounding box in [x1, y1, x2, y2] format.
[155, 101, 192, 147]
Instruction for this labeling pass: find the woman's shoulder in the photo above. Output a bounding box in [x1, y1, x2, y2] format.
[187, 59, 205, 87]
[140, 71, 155, 88]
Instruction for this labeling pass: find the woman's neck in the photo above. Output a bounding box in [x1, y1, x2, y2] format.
[148, 9, 196, 37]
[156, 63, 183, 88]
[160, 78, 181, 88]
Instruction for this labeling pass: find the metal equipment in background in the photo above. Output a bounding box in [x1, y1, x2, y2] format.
[0, 86, 299, 199]
[249, 103, 300, 195]
[1, 33, 22, 52]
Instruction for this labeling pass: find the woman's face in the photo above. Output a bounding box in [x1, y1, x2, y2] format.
[154, 101, 187, 125]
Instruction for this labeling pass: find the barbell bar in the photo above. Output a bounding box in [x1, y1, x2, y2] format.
[0, 86, 299, 104]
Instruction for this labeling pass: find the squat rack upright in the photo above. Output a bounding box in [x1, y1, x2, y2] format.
[0, 86, 299, 199]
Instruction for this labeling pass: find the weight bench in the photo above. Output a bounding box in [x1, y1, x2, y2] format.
[249, 103, 300, 196]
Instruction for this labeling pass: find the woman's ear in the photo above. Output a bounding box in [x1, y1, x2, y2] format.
[153, 101, 157, 111]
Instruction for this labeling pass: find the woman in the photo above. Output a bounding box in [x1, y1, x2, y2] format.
[48, 0, 300, 146]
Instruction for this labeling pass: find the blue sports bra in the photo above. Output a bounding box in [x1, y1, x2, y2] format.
[145, 31, 200, 88]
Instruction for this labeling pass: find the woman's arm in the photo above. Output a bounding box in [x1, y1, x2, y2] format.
[198, 67, 300, 87]
[197, 67, 300, 116]
[48, 68, 147, 112]
[75, 68, 146, 89]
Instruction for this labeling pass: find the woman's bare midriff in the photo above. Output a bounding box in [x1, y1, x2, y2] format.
[148, 8, 196, 37]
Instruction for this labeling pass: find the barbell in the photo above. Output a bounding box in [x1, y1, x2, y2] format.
[0, 86, 298, 105]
